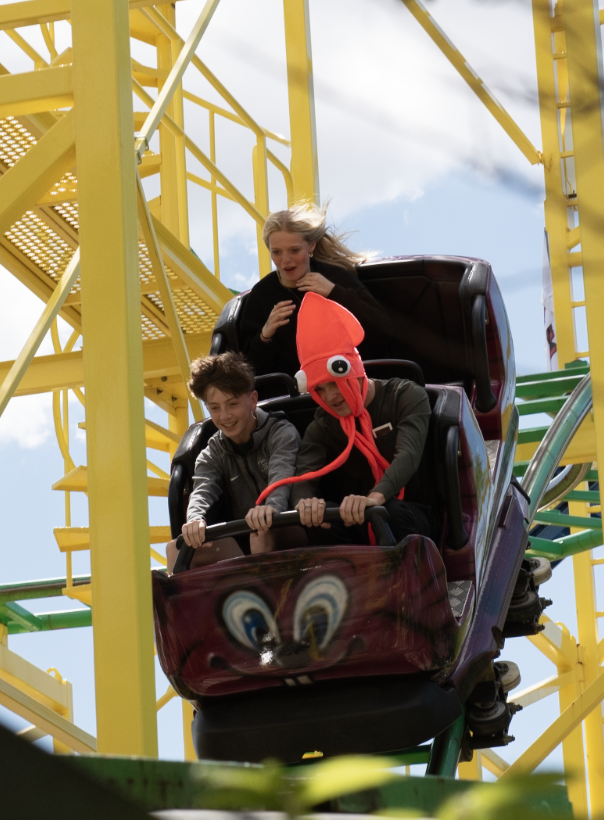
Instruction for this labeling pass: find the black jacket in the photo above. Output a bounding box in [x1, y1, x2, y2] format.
[290, 379, 431, 507]
[239, 259, 390, 377]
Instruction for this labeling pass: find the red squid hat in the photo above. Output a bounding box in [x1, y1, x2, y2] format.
[256, 293, 392, 505]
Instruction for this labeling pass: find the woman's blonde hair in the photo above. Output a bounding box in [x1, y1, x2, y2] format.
[262, 201, 366, 274]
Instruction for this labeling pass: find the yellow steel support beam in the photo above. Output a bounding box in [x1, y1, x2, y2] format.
[4, 30, 48, 69]
[0, 644, 80, 755]
[0, 644, 70, 714]
[0, 240, 82, 333]
[0, 0, 72, 29]
[72, 0, 157, 757]
[0, 331, 211, 397]
[54, 525, 172, 552]
[182, 700, 196, 760]
[458, 752, 482, 781]
[136, 173, 202, 421]
[532, 0, 576, 366]
[0, 249, 79, 418]
[565, 0, 604, 497]
[133, 78, 265, 227]
[528, 617, 576, 669]
[500, 663, 604, 779]
[480, 749, 509, 778]
[79, 416, 180, 452]
[51, 465, 168, 496]
[558, 675, 588, 814]
[0, 65, 73, 118]
[0, 110, 75, 237]
[151, 213, 233, 312]
[402, 0, 542, 166]
[253, 135, 272, 277]
[156, 685, 177, 711]
[534, 611, 588, 816]
[283, 0, 320, 203]
[510, 671, 574, 708]
[0, 676, 96, 754]
[134, 0, 221, 160]
[155, 4, 189, 246]
[268, 148, 294, 206]
[571, 512, 604, 815]
[550, 0, 604, 800]
[0, 0, 182, 29]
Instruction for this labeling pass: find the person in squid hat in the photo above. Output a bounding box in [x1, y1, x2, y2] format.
[255, 292, 437, 546]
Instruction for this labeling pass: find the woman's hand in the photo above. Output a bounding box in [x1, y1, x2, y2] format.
[339, 492, 385, 526]
[245, 505, 277, 532]
[182, 518, 210, 548]
[261, 301, 296, 340]
[296, 272, 335, 297]
[296, 497, 330, 528]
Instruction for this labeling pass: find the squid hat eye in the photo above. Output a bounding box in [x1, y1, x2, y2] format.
[295, 369, 308, 393]
[326, 355, 351, 378]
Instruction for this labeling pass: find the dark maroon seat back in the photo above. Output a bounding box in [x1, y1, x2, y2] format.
[357, 256, 515, 441]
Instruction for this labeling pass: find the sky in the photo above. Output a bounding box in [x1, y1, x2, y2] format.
[0, 0, 598, 781]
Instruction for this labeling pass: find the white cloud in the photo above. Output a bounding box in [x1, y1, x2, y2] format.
[0, 392, 53, 448]
[0, 269, 54, 361]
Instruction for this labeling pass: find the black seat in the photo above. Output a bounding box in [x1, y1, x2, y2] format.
[357, 256, 514, 440]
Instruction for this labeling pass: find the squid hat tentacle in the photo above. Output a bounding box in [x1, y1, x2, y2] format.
[256, 293, 392, 505]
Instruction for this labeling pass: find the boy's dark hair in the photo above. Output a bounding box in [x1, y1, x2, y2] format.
[188, 352, 255, 400]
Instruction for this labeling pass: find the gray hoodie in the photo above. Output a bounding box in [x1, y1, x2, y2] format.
[186, 408, 301, 523]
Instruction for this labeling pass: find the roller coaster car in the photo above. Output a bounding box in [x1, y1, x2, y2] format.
[153, 256, 531, 763]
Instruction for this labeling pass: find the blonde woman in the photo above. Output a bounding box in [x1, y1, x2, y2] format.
[239, 202, 390, 377]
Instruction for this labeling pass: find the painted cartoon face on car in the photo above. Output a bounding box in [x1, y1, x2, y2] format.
[153, 540, 465, 698]
[220, 573, 349, 671]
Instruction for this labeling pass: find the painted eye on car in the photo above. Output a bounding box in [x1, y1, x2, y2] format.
[223, 591, 280, 651]
[326, 355, 351, 377]
[293, 575, 348, 650]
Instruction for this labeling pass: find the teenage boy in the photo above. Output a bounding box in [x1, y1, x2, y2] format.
[166, 352, 302, 572]
[256, 293, 436, 545]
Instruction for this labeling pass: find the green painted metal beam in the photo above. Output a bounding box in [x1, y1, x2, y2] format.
[516, 375, 586, 400]
[0, 575, 91, 604]
[68, 754, 573, 816]
[426, 712, 465, 777]
[516, 397, 566, 415]
[532, 511, 602, 529]
[7, 608, 92, 635]
[0, 602, 42, 632]
[518, 427, 549, 445]
[564, 489, 600, 502]
[528, 526, 603, 560]
[516, 365, 589, 385]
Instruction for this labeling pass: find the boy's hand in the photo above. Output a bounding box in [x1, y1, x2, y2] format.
[339, 492, 385, 526]
[296, 498, 331, 528]
[246, 505, 276, 532]
[182, 518, 209, 548]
